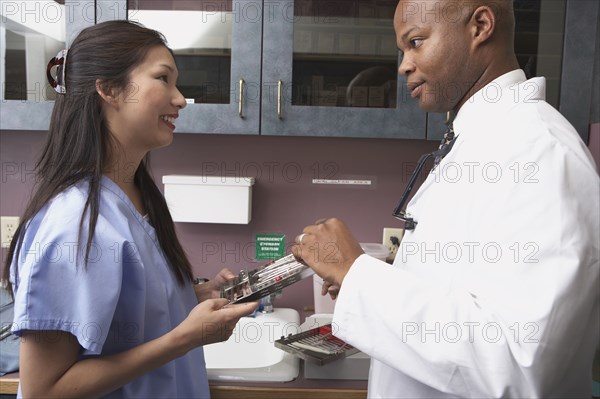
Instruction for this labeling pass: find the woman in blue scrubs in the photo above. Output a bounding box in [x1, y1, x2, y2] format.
[2, 20, 258, 398]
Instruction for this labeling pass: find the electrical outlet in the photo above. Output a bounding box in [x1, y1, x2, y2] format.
[382, 227, 404, 262]
[1, 216, 20, 249]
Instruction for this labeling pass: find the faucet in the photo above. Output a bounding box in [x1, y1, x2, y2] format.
[260, 290, 282, 313]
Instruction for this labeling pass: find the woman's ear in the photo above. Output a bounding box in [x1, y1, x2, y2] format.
[95, 79, 119, 107]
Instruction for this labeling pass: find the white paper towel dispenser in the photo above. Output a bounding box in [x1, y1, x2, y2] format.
[162, 175, 255, 224]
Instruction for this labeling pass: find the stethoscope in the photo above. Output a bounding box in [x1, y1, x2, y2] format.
[392, 112, 455, 230]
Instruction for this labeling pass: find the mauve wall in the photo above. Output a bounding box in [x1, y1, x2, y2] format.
[0, 130, 438, 313]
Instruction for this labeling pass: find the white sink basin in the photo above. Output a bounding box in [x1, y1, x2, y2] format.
[203, 308, 301, 382]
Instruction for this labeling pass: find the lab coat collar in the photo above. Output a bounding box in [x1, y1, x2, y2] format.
[410, 70, 546, 208]
[453, 69, 546, 139]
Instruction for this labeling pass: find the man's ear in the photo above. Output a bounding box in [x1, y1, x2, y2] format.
[95, 79, 119, 106]
[469, 6, 496, 47]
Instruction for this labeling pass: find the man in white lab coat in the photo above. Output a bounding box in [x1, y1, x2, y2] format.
[294, 0, 599, 397]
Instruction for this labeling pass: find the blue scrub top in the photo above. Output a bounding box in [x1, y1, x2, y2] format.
[10, 176, 210, 398]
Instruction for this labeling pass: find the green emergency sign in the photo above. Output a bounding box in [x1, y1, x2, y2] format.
[255, 234, 285, 260]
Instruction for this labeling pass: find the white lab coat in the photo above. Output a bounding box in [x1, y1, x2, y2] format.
[333, 70, 600, 398]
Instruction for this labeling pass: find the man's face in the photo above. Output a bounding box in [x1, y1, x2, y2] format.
[394, 0, 477, 113]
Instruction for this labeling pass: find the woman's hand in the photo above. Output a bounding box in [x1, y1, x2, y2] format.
[175, 298, 259, 349]
[194, 268, 236, 303]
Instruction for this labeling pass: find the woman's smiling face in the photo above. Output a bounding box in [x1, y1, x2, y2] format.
[105, 45, 187, 155]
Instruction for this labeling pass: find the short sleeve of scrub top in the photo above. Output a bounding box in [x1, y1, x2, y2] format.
[10, 182, 127, 354]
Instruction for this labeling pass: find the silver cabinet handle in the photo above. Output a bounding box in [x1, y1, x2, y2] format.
[278, 80, 283, 120]
[239, 79, 245, 118]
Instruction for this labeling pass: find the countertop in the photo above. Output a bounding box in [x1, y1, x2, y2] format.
[1, 309, 368, 398]
[0, 362, 368, 398]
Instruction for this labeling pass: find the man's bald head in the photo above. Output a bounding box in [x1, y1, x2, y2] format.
[396, 0, 515, 45]
[394, 0, 519, 112]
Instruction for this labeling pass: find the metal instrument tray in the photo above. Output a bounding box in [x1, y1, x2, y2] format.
[275, 324, 360, 366]
[221, 254, 314, 304]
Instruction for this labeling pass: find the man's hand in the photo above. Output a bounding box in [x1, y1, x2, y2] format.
[292, 218, 364, 288]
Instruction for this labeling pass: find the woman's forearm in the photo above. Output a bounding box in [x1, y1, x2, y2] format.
[19, 328, 190, 399]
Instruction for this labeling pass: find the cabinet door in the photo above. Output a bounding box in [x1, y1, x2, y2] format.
[127, 0, 262, 135]
[0, 0, 95, 130]
[261, 0, 425, 138]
